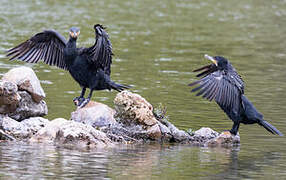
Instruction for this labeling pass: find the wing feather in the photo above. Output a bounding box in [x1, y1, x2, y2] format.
[79, 24, 113, 75]
[189, 67, 244, 110]
[6, 30, 67, 70]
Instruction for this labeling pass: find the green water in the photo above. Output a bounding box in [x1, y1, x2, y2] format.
[1, 0, 286, 179]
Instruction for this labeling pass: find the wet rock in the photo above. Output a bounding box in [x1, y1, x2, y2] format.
[0, 114, 30, 139]
[157, 121, 172, 141]
[158, 120, 191, 142]
[55, 120, 113, 148]
[114, 91, 157, 126]
[190, 127, 219, 145]
[0, 114, 49, 140]
[146, 124, 162, 140]
[112, 91, 163, 141]
[8, 91, 48, 121]
[0, 81, 21, 113]
[21, 117, 50, 135]
[0, 129, 16, 141]
[206, 131, 240, 147]
[30, 118, 113, 148]
[190, 128, 240, 147]
[71, 101, 116, 128]
[2, 66, 46, 103]
[194, 127, 219, 139]
[30, 118, 68, 143]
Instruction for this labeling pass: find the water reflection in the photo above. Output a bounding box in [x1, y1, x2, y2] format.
[214, 150, 283, 179]
[0, 142, 111, 179]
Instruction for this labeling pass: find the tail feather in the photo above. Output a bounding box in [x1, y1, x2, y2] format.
[109, 81, 130, 92]
[259, 120, 283, 136]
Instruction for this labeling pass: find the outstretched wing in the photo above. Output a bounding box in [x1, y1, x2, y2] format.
[6, 30, 68, 70]
[79, 24, 113, 75]
[189, 68, 244, 110]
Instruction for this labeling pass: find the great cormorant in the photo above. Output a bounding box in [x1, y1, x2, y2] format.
[189, 54, 283, 136]
[6, 24, 129, 108]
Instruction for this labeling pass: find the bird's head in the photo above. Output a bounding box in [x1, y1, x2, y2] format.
[204, 54, 229, 70]
[94, 24, 104, 36]
[69, 27, 80, 39]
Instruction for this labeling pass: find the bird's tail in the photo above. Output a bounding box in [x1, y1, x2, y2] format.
[258, 120, 283, 136]
[109, 80, 130, 92]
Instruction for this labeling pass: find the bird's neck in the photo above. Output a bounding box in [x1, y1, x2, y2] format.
[64, 38, 78, 68]
[67, 37, 77, 49]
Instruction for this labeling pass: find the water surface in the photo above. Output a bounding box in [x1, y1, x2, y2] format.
[1, 0, 286, 179]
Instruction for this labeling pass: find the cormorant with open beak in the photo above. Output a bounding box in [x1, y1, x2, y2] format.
[189, 54, 283, 136]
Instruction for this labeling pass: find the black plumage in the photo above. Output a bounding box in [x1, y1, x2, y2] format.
[6, 24, 129, 107]
[189, 54, 283, 136]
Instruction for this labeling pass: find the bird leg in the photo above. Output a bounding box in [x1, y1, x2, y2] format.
[73, 87, 86, 106]
[229, 122, 240, 135]
[78, 89, 93, 108]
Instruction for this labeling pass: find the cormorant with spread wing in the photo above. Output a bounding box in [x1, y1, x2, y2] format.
[189, 54, 283, 136]
[6, 24, 129, 108]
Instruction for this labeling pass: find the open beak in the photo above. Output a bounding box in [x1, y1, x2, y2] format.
[204, 54, 218, 66]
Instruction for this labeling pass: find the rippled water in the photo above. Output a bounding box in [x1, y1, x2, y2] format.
[1, 0, 286, 179]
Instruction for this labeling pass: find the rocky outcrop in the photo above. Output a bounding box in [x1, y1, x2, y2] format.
[71, 101, 116, 128]
[0, 66, 240, 149]
[0, 67, 48, 121]
[8, 91, 48, 121]
[21, 117, 50, 135]
[206, 131, 240, 147]
[30, 118, 113, 148]
[114, 91, 157, 126]
[191, 127, 240, 147]
[106, 91, 162, 141]
[2, 66, 46, 103]
[101, 91, 192, 143]
[29, 118, 68, 143]
[0, 114, 49, 140]
[0, 81, 21, 113]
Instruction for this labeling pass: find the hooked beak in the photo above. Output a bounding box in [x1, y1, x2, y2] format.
[204, 54, 217, 66]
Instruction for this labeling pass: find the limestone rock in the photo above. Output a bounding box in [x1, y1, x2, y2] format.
[21, 117, 50, 135]
[2, 66, 45, 103]
[0, 129, 16, 140]
[0, 114, 49, 140]
[206, 131, 240, 147]
[0, 114, 30, 139]
[30, 118, 113, 148]
[114, 91, 157, 126]
[158, 120, 191, 142]
[194, 127, 219, 139]
[30, 118, 68, 143]
[146, 123, 162, 140]
[71, 101, 116, 128]
[188, 127, 219, 146]
[8, 91, 48, 121]
[55, 120, 113, 148]
[0, 81, 21, 113]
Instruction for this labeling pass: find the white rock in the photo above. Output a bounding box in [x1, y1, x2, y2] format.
[8, 91, 48, 121]
[71, 101, 116, 127]
[2, 66, 45, 103]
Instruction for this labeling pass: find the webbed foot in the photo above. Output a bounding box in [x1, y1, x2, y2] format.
[73, 97, 85, 106]
[78, 98, 90, 108]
